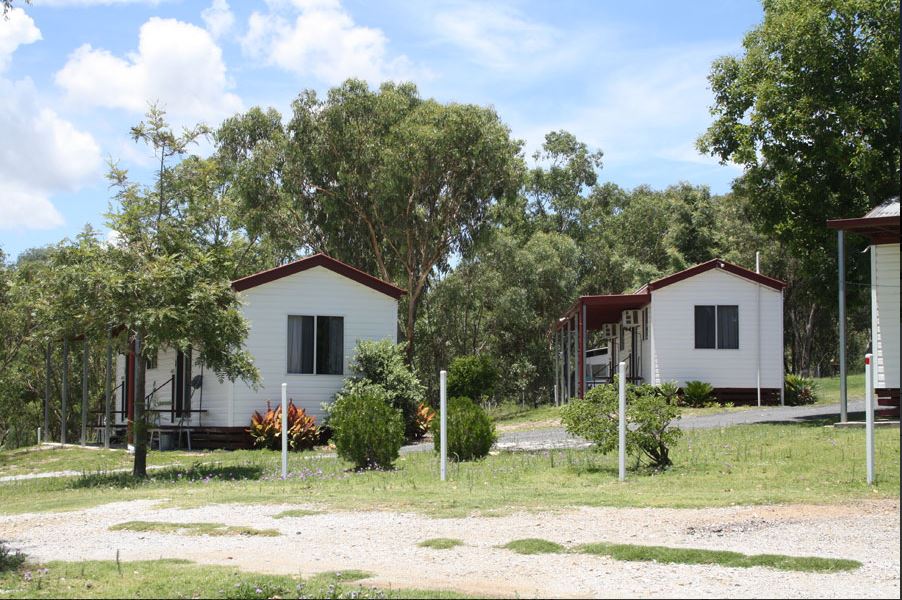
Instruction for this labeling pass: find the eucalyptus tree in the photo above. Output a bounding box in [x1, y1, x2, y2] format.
[280, 81, 524, 362]
[105, 107, 258, 477]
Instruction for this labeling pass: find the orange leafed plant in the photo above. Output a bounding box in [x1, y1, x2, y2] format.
[412, 402, 436, 439]
[248, 400, 318, 451]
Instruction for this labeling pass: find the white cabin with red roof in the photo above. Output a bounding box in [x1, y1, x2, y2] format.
[555, 258, 786, 404]
[115, 254, 402, 446]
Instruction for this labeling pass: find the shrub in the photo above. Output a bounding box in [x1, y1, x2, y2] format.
[247, 400, 318, 451]
[431, 396, 496, 461]
[330, 387, 405, 470]
[0, 541, 24, 573]
[338, 340, 425, 440]
[784, 374, 817, 406]
[561, 379, 682, 468]
[412, 402, 435, 439]
[447, 355, 498, 402]
[682, 380, 714, 407]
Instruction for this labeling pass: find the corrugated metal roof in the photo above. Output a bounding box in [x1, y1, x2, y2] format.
[865, 197, 900, 218]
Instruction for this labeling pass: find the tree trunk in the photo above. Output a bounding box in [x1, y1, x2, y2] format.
[405, 291, 419, 366]
[132, 331, 148, 478]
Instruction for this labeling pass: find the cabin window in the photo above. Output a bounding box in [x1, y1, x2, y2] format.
[642, 307, 649, 341]
[287, 315, 344, 375]
[287, 316, 315, 374]
[145, 351, 158, 370]
[717, 305, 739, 349]
[694, 305, 739, 349]
[316, 316, 344, 375]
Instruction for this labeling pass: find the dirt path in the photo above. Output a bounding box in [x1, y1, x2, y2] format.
[1, 499, 898, 598]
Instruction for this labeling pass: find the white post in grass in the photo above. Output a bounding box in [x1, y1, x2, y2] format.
[281, 382, 288, 480]
[864, 354, 875, 485]
[440, 369, 448, 482]
[618, 360, 626, 482]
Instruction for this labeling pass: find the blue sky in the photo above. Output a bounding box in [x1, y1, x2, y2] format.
[0, 0, 762, 259]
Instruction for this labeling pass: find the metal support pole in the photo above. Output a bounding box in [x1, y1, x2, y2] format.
[81, 338, 88, 445]
[581, 302, 587, 398]
[43, 343, 50, 445]
[61, 338, 69, 445]
[104, 339, 112, 449]
[440, 370, 447, 481]
[618, 361, 627, 482]
[865, 353, 875, 485]
[838, 230, 848, 422]
[281, 382, 288, 479]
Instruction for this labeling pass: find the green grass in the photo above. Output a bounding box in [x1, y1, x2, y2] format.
[500, 539, 565, 554]
[576, 542, 861, 572]
[813, 372, 866, 404]
[488, 403, 561, 428]
[108, 521, 280, 537]
[272, 508, 322, 519]
[0, 559, 470, 599]
[0, 423, 897, 517]
[418, 538, 465, 550]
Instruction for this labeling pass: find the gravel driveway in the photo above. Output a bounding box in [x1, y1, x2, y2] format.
[0, 499, 897, 598]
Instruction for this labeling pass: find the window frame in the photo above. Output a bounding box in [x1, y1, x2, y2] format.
[286, 314, 346, 375]
[693, 305, 739, 350]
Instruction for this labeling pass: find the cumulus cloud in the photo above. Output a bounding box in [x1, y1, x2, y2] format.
[55, 17, 242, 121]
[0, 9, 102, 231]
[241, 0, 422, 85]
[202, 0, 235, 39]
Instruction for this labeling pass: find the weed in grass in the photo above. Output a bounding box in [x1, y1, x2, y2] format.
[0, 541, 25, 572]
[576, 542, 861, 572]
[501, 539, 565, 555]
[418, 538, 464, 550]
[109, 521, 280, 537]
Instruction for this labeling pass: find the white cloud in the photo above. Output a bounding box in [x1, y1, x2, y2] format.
[202, 0, 234, 40]
[0, 10, 102, 231]
[241, 0, 422, 85]
[32, 0, 160, 6]
[55, 17, 242, 121]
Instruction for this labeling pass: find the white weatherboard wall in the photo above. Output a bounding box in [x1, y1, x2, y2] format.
[115, 265, 399, 428]
[649, 268, 783, 388]
[871, 243, 900, 389]
[231, 266, 398, 426]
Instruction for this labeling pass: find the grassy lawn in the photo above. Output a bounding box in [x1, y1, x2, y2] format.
[0, 423, 897, 517]
[814, 372, 866, 404]
[0, 559, 468, 599]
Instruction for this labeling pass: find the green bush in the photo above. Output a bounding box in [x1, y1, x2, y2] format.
[329, 386, 405, 470]
[431, 396, 497, 461]
[338, 340, 425, 440]
[784, 374, 817, 406]
[447, 355, 498, 402]
[561, 378, 682, 468]
[0, 541, 24, 573]
[682, 380, 714, 407]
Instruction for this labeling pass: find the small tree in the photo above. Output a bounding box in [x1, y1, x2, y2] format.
[330, 386, 405, 470]
[561, 379, 682, 468]
[447, 355, 498, 403]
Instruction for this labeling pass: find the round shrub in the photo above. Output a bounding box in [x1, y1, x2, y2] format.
[784, 374, 817, 406]
[431, 396, 496, 461]
[330, 387, 405, 470]
[681, 380, 714, 407]
[447, 355, 498, 402]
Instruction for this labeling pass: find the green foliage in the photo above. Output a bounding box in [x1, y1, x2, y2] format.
[330, 386, 405, 470]
[247, 400, 318, 451]
[0, 541, 24, 573]
[431, 396, 496, 461]
[338, 340, 425, 440]
[447, 355, 498, 402]
[561, 379, 682, 468]
[681, 381, 715, 407]
[784, 374, 818, 406]
[418, 538, 464, 550]
[501, 539, 565, 555]
[108, 521, 279, 537]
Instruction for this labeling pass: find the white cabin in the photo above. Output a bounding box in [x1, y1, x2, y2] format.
[555, 258, 785, 404]
[115, 254, 402, 438]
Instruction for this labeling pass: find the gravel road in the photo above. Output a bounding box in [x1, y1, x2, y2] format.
[0, 499, 897, 598]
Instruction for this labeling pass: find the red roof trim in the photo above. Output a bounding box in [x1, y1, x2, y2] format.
[646, 258, 786, 292]
[231, 253, 406, 299]
[826, 215, 900, 244]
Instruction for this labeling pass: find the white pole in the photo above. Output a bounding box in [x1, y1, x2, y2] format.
[865, 354, 875, 485]
[618, 361, 626, 482]
[37, 427, 41, 445]
[756, 252, 762, 407]
[281, 382, 288, 480]
[440, 370, 447, 481]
